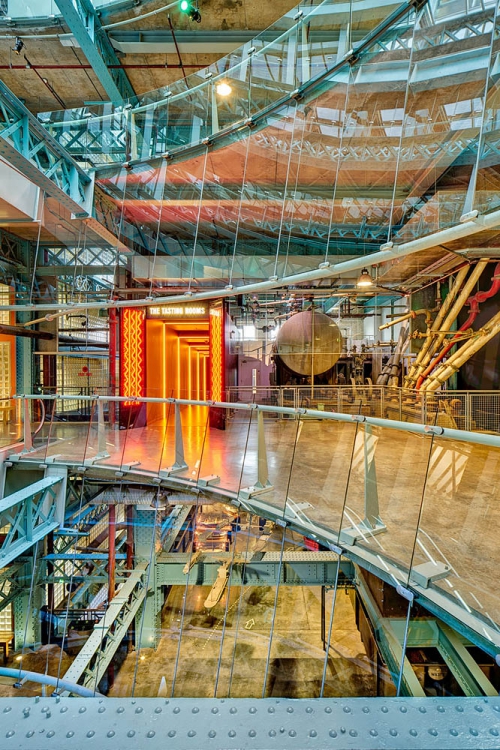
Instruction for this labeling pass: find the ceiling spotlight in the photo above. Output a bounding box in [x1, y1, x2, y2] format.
[357, 268, 373, 287]
[216, 81, 232, 97]
[13, 37, 24, 55]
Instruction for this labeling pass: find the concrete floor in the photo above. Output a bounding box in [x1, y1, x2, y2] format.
[109, 582, 376, 699]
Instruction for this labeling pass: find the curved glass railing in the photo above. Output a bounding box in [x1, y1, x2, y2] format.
[1, 392, 499, 698]
[36, 0, 500, 278]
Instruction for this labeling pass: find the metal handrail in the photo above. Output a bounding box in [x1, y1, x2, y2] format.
[14, 393, 500, 449]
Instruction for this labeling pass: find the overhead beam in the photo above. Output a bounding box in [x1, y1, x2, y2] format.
[54, 0, 135, 103]
[157, 551, 354, 587]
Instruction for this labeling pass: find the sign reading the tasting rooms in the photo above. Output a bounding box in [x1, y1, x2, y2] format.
[147, 304, 208, 319]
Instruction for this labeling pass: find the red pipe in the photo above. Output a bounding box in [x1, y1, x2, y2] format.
[416, 262, 500, 389]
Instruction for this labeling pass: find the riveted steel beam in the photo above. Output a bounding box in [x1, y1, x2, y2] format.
[54, 0, 135, 103]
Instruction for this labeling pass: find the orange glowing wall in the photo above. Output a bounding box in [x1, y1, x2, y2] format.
[209, 303, 225, 401]
[120, 308, 146, 400]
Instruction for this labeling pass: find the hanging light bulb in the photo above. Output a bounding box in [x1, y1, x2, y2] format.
[357, 268, 373, 287]
[216, 81, 232, 97]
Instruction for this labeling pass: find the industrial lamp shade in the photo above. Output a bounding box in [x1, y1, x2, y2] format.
[357, 268, 373, 287]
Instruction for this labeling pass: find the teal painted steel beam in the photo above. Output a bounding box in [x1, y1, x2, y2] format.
[0, 81, 92, 216]
[0, 476, 62, 567]
[61, 561, 149, 693]
[54, 0, 135, 103]
[156, 552, 354, 587]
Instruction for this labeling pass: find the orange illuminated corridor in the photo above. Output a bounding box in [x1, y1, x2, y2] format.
[146, 318, 209, 403]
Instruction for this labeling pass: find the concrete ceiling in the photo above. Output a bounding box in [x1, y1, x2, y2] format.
[0, 0, 299, 112]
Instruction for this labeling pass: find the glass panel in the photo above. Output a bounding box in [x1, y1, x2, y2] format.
[473, 4, 500, 216]
[339, 425, 434, 585]
[391, 0, 492, 243]
[410, 436, 500, 637]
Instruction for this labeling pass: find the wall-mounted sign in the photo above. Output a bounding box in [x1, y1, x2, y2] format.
[147, 305, 208, 319]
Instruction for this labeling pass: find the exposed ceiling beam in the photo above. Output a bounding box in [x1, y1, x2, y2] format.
[54, 0, 135, 103]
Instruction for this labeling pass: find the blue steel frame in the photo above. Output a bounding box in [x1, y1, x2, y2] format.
[54, 0, 135, 103]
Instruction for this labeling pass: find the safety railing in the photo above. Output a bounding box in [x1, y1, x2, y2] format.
[6, 392, 500, 667]
[226, 386, 500, 434]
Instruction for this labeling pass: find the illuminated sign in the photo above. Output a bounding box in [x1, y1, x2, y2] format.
[148, 305, 207, 318]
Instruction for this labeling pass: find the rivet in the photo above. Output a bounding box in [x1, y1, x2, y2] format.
[135, 707, 143, 714]
[60, 707, 68, 714]
[280, 727, 285, 734]
[343, 706, 351, 713]
[268, 707, 275, 713]
[429, 729, 438, 736]
[117, 707, 125, 714]
[173, 707, 180, 714]
[45, 712, 51, 719]
[230, 708, 237, 714]
[450, 729, 459, 736]
[363, 707, 370, 713]
[289, 730, 296, 737]
[147, 731, 155, 738]
[211, 708, 218, 714]
[87, 730, 95, 738]
[107, 731, 115, 738]
[419, 706, 426, 713]
[155, 707, 162, 714]
[400, 706, 407, 713]
[493, 705, 500, 713]
[3, 707, 11, 713]
[228, 730, 236, 737]
[309, 730, 317, 737]
[390, 729, 398, 736]
[208, 730, 216, 738]
[269, 730, 276, 737]
[6, 731, 14, 738]
[249, 730, 256, 737]
[42, 707, 50, 714]
[381, 706, 388, 713]
[66, 731, 74, 738]
[192, 707, 199, 714]
[349, 730, 357, 737]
[325, 707, 332, 714]
[250, 707, 257, 714]
[188, 730, 196, 737]
[470, 729, 479, 736]
[26, 731, 34, 738]
[329, 730, 337, 738]
[370, 730, 377, 737]
[490, 729, 499, 736]
[98, 707, 105, 714]
[287, 707, 294, 714]
[79, 707, 86, 713]
[23, 708, 30, 717]
[455, 706, 464, 712]
[47, 731, 55, 738]
[127, 731, 135, 738]
[306, 707, 313, 714]
[475, 706, 484, 712]
[437, 706, 445, 713]
[410, 729, 417, 737]
[168, 731, 175, 738]
[340, 727, 346, 734]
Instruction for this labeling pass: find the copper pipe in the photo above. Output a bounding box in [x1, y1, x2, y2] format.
[405, 265, 469, 386]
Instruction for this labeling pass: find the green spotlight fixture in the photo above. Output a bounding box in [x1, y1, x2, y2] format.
[179, 0, 201, 22]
